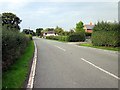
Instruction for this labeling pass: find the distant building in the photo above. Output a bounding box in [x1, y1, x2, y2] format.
[43, 31, 58, 37]
[83, 22, 95, 33]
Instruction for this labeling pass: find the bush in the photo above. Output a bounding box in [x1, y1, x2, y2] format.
[92, 22, 120, 47]
[85, 32, 92, 37]
[46, 36, 69, 42]
[2, 30, 31, 71]
[46, 32, 85, 42]
[26, 34, 32, 40]
[67, 32, 85, 42]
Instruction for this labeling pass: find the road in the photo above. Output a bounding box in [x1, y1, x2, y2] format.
[33, 37, 119, 88]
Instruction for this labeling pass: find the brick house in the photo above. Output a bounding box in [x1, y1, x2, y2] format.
[84, 22, 95, 33]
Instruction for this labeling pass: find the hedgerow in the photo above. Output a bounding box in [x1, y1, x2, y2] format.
[2, 29, 31, 71]
[68, 32, 85, 42]
[91, 22, 120, 47]
[46, 32, 85, 42]
[46, 36, 69, 42]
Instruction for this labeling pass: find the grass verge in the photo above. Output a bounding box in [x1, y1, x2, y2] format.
[2, 40, 35, 88]
[80, 43, 119, 51]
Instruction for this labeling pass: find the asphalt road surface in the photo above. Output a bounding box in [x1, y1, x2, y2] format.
[33, 37, 119, 88]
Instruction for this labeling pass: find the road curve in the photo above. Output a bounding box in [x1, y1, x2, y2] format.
[33, 37, 118, 88]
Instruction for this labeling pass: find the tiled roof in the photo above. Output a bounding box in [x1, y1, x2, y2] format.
[44, 31, 55, 34]
[84, 25, 95, 29]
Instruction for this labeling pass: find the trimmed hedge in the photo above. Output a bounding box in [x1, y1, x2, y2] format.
[85, 32, 92, 37]
[46, 32, 85, 42]
[68, 32, 85, 42]
[92, 31, 119, 46]
[46, 36, 69, 42]
[92, 22, 120, 47]
[2, 29, 31, 71]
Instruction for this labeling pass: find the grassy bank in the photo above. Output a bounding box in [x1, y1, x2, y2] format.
[80, 43, 119, 51]
[2, 40, 35, 88]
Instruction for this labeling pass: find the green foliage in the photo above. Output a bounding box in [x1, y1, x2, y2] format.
[85, 32, 92, 37]
[75, 21, 84, 32]
[92, 21, 120, 47]
[2, 12, 22, 30]
[46, 36, 69, 42]
[36, 28, 43, 36]
[45, 28, 54, 31]
[2, 41, 34, 88]
[26, 34, 33, 40]
[68, 32, 85, 42]
[80, 43, 119, 51]
[54, 26, 64, 35]
[22, 29, 35, 36]
[46, 32, 85, 42]
[2, 29, 31, 71]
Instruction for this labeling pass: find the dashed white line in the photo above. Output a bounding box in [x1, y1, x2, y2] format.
[54, 45, 66, 51]
[81, 58, 120, 80]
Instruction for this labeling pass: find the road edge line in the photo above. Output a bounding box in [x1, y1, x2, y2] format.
[27, 40, 37, 89]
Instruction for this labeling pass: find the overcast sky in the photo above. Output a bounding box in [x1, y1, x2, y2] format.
[0, 0, 119, 31]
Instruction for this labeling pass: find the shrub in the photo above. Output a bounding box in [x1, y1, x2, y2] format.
[46, 36, 69, 42]
[2, 29, 31, 71]
[85, 32, 92, 37]
[67, 32, 85, 42]
[92, 22, 120, 47]
[26, 34, 32, 40]
[46, 32, 85, 42]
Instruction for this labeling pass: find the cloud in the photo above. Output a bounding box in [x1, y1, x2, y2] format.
[0, 1, 118, 31]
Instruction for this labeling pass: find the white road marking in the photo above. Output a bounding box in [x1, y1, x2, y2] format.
[81, 58, 120, 80]
[54, 45, 66, 51]
[27, 41, 37, 88]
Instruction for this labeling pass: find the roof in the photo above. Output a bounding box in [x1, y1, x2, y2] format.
[84, 25, 95, 30]
[44, 31, 55, 34]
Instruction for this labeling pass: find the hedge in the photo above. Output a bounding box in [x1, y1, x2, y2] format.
[46, 32, 85, 42]
[46, 36, 69, 42]
[92, 22, 120, 47]
[2, 29, 32, 71]
[85, 32, 92, 37]
[68, 32, 85, 42]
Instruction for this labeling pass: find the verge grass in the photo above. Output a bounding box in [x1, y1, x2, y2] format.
[80, 43, 119, 51]
[2, 40, 34, 88]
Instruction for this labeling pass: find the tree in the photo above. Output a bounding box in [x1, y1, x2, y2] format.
[54, 26, 64, 35]
[22, 29, 36, 36]
[2, 12, 22, 31]
[75, 21, 84, 32]
[22, 29, 30, 34]
[69, 29, 74, 35]
[36, 28, 43, 36]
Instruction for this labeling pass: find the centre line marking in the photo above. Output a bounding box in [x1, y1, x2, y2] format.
[81, 58, 120, 80]
[54, 45, 66, 51]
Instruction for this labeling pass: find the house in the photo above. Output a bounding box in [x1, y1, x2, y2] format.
[43, 31, 58, 37]
[84, 22, 95, 33]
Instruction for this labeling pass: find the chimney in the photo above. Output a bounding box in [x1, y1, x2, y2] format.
[90, 22, 92, 25]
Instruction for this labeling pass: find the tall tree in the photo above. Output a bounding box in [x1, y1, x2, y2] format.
[22, 29, 36, 36]
[54, 26, 64, 35]
[36, 28, 43, 36]
[2, 12, 22, 31]
[69, 29, 74, 35]
[75, 21, 84, 32]
[22, 29, 30, 34]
